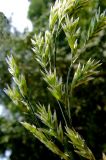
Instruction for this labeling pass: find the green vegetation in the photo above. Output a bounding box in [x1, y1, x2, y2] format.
[0, 0, 106, 160]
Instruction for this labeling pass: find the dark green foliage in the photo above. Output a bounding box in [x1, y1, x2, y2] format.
[5, 0, 106, 160]
[1, 0, 106, 160]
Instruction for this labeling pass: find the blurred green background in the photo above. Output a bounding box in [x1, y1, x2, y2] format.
[0, 0, 106, 159]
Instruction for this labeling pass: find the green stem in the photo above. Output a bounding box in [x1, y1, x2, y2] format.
[53, 23, 61, 69]
[57, 100, 68, 127]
